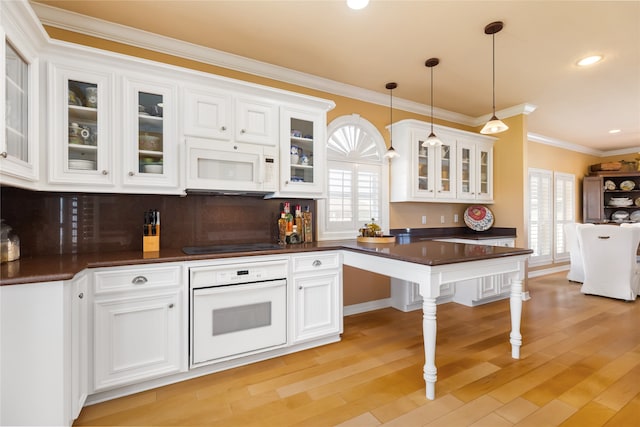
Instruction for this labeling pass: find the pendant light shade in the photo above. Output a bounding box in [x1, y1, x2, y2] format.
[480, 21, 509, 135]
[384, 82, 400, 159]
[423, 58, 442, 147]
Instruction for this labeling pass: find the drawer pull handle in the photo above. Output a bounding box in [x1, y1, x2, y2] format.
[598, 235, 610, 240]
[312, 260, 322, 267]
[132, 275, 148, 284]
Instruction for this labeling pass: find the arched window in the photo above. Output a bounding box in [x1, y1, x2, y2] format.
[317, 114, 389, 240]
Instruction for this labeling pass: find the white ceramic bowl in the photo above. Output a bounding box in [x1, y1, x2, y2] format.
[143, 164, 163, 174]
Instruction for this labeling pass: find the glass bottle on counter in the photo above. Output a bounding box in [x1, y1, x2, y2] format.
[278, 212, 287, 244]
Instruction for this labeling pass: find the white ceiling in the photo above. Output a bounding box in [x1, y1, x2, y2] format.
[31, 0, 640, 153]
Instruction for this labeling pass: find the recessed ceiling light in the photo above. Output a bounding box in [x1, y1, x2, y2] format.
[347, 0, 369, 10]
[577, 55, 603, 67]
[608, 129, 621, 134]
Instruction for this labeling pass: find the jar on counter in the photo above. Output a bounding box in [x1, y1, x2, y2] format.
[1, 219, 20, 263]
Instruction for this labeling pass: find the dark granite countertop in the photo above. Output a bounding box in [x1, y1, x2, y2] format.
[0, 231, 531, 286]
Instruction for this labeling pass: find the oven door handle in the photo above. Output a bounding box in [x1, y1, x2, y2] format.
[192, 279, 286, 296]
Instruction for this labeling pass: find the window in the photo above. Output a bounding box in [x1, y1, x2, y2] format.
[318, 115, 388, 240]
[528, 168, 575, 266]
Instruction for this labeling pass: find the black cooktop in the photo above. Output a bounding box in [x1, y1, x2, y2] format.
[182, 242, 282, 255]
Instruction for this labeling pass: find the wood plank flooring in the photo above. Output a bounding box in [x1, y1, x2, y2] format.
[74, 272, 640, 426]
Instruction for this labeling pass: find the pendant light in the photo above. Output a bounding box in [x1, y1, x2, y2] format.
[423, 58, 442, 147]
[480, 21, 509, 134]
[384, 82, 400, 159]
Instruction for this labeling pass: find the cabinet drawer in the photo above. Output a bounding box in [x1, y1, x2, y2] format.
[93, 265, 181, 294]
[292, 252, 340, 273]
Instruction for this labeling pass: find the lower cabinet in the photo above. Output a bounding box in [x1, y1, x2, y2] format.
[290, 252, 343, 343]
[70, 272, 89, 421]
[91, 264, 185, 392]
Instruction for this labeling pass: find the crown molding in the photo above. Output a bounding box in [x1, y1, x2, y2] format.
[527, 133, 639, 157]
[471, 103, 538, 127]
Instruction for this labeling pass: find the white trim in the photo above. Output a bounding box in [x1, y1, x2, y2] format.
[343, 299, 391, 316]
[528, 264, 569, 278]
[471, 103, 538, 126]
[528, 133, 640, 157]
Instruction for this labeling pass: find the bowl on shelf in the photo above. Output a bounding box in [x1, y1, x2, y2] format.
[143, 164, 163, 174]
[609, 197, 633, 207]
[139, 134, 161, 151]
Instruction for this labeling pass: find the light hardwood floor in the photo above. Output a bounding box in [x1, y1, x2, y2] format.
[74, 272, 640, 426]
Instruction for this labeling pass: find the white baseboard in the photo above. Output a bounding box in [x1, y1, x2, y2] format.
[528, 265, 569, 278]
[344, 298, 391, 316]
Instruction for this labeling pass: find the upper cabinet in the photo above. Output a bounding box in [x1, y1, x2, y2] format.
[456, 139, 493, 202]
[234, 96, 277, 146]
[183, 87, 232, 141]
[47, 62, 115, 187]
[122, 76, 178, 189]
[276, 106, 326, 197]
[1, 9, 41, 185]
[390, 120, 495, 203]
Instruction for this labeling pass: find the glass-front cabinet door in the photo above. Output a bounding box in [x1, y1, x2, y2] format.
[122, 77, 177, 189]
[414, 132, 455, 200]
[48, 64, 113, 186]
[457, 139, 493, 201]
[2, 36, 38, 182]
[279, 107, 324, 195]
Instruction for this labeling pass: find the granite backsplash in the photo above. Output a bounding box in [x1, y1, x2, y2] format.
[0, 186, 316, 257]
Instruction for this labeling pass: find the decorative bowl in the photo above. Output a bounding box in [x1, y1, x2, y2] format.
[139, 134, 161, 151]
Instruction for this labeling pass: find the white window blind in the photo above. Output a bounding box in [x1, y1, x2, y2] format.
[529, 168, 553, 265]
[554, 172, 575, 261]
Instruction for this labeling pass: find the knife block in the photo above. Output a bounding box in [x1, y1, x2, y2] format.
[143, 226, 160, 253]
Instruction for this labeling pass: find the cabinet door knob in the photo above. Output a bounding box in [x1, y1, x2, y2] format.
[312, 260, 322, 267]
[102, 170, 108, 175]
[298, 286, 303, 290]
[78, 292, 84, 299]
[168, 303, 174, 308]
[132, 275, 148, 284]
[128, 171, 134, 176]
[0, 152, 7, 158]
[240, 129, 246, 134]
[220, 126, 227, 131]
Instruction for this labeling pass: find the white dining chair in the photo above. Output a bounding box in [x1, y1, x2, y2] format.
[577, 224, 640, 301]
[565, 222, 593, 283]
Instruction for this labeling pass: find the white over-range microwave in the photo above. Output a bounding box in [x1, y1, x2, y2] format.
[185, 137, 278, 195]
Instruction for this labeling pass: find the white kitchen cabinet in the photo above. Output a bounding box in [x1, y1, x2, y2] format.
[183, 86, 233, 141]
[69, 272, 89, 421]
[290, 252, 342, 343]
[456, 139, 494, 202]
[390, 119, 495, 203]
[270, 106, 327, 198]
[0, 11, 40, 186]
[234, 96, 277, 146]
[0, 281, 71, 426]
[92, 264, 185, 392]
[47, 61, 115, 186]
[122, 75, 178, 189]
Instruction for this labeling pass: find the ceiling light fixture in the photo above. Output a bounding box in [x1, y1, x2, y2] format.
[608, 129, 621, 134]
[347, 0, 369, 10]
[480, 21, 509, 135]
[423, 58, 442, 147]
[577, 55, 603, 67]
[384, 82, 399, 159]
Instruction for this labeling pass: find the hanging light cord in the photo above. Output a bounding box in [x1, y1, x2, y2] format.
[390, 87, 393, 142]
[491, 32, 496, 116]
[430, 65, 435, 133]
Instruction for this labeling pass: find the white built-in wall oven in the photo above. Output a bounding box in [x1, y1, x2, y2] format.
[189, 258, 288, 368]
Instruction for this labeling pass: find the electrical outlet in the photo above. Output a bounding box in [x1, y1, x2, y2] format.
[440, 215, 445, 224]
[421, 215, 427, 225]
[454, 214, 459, 223]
